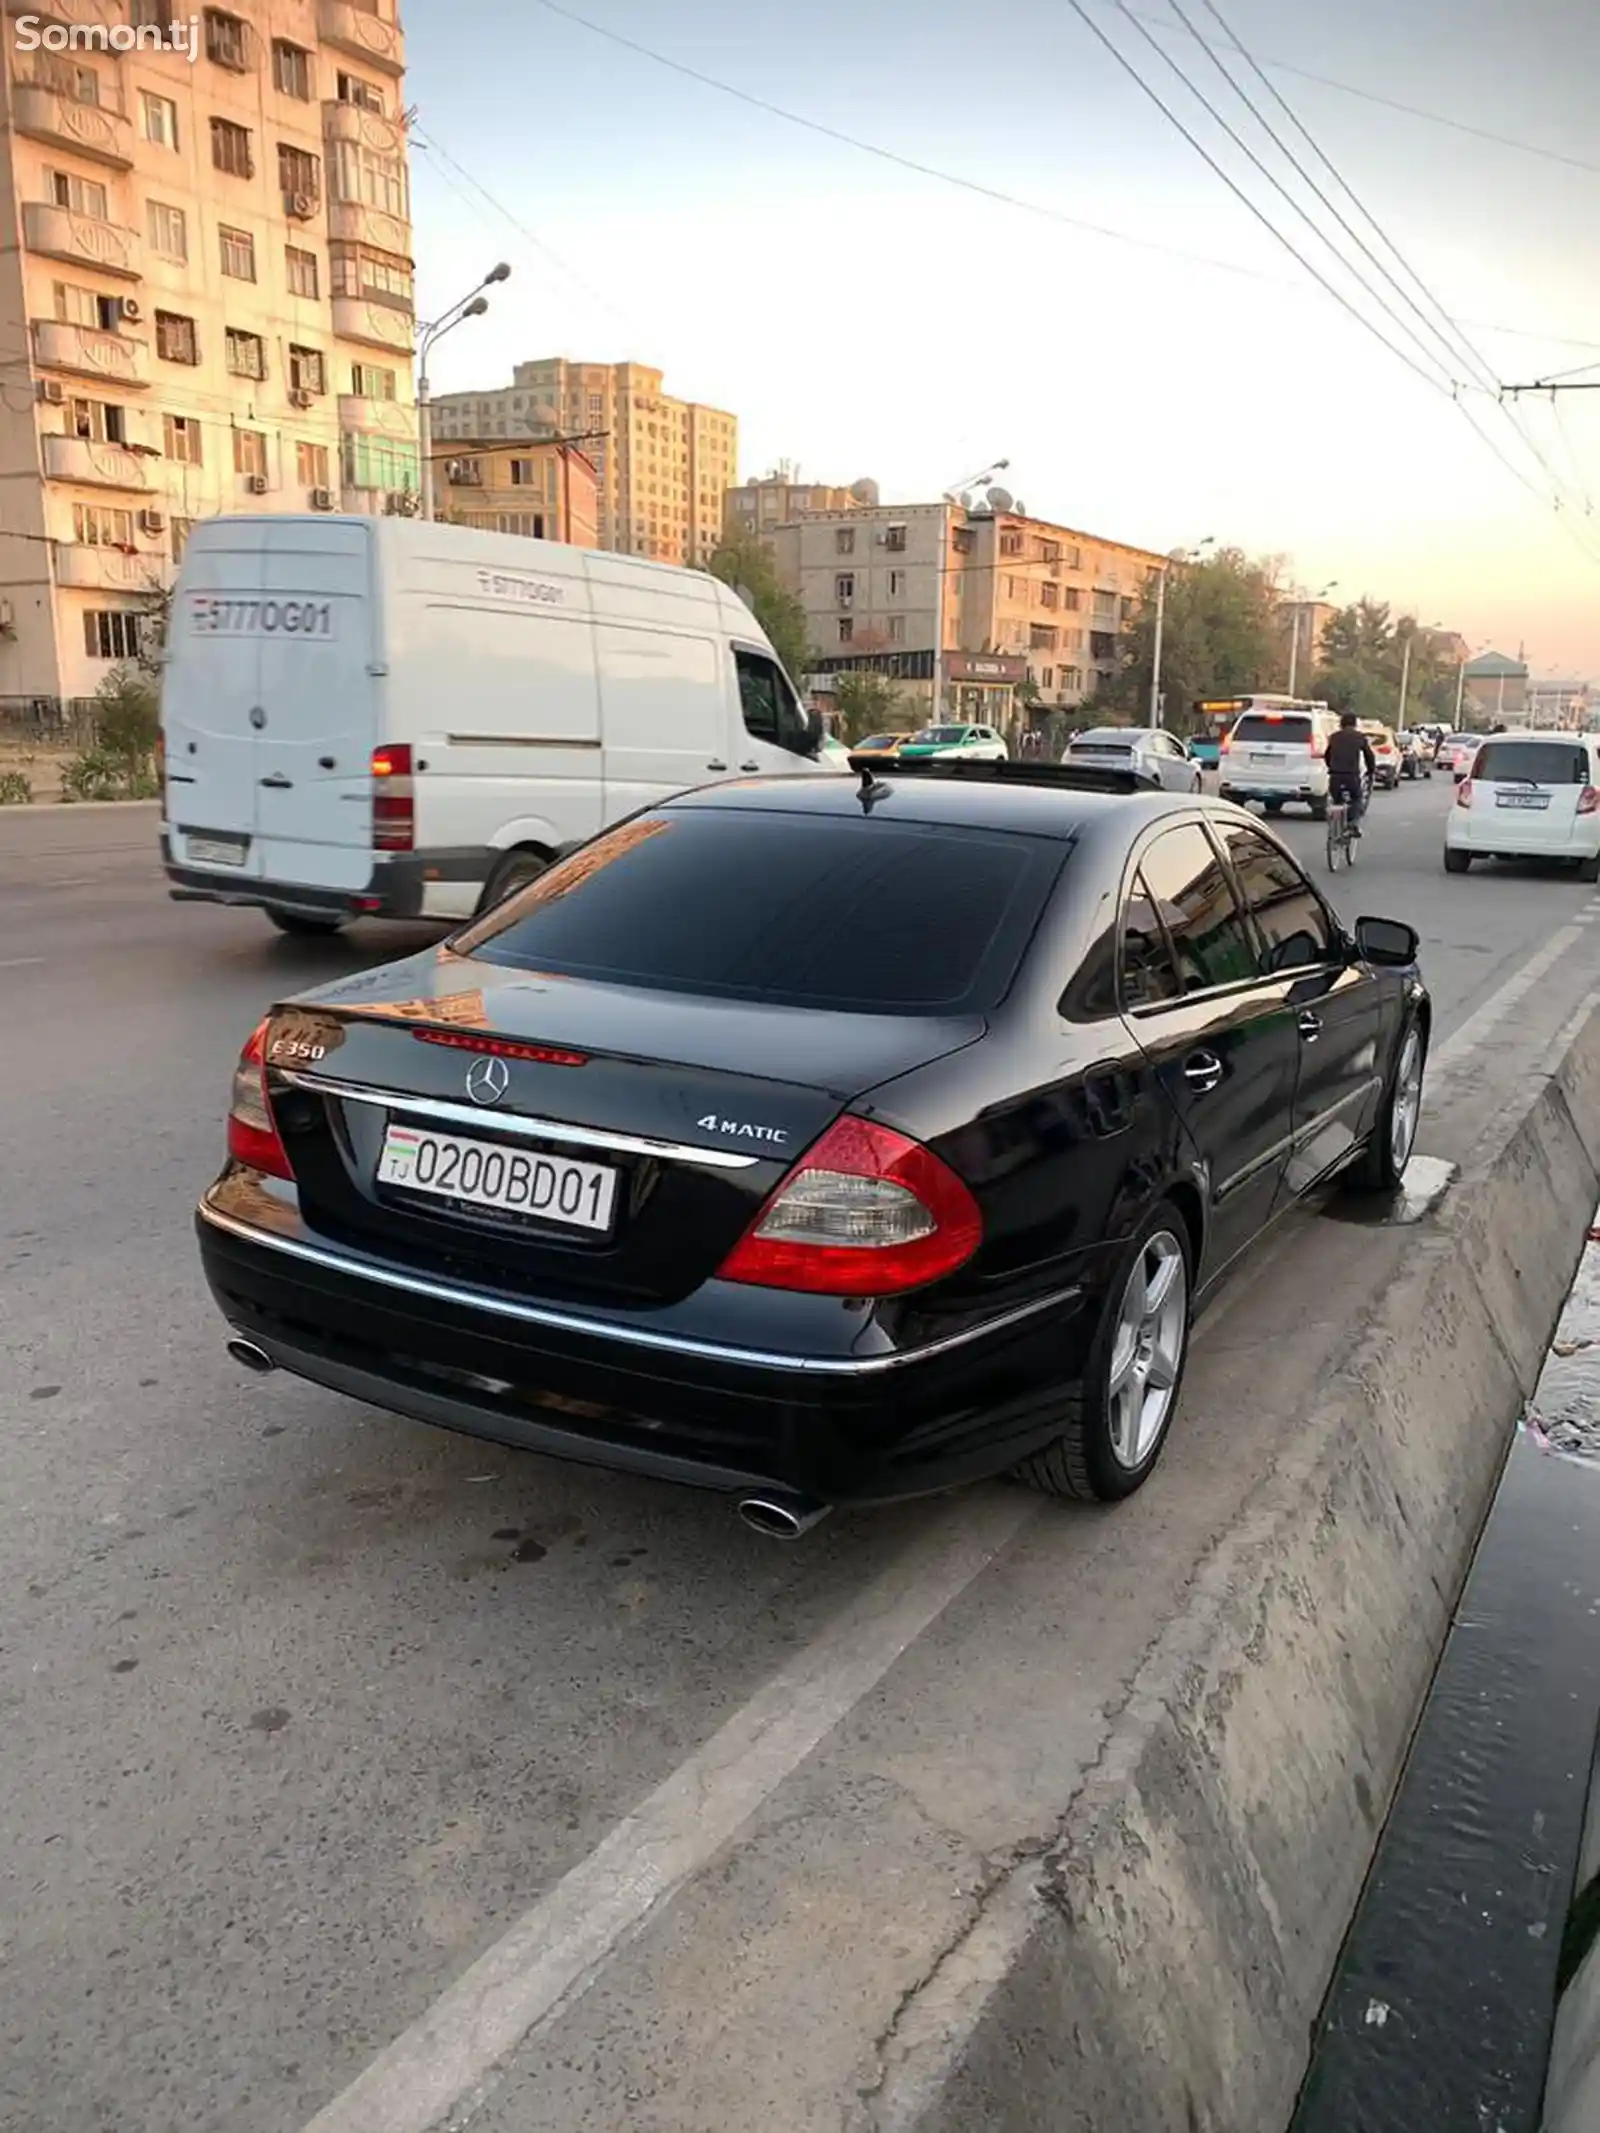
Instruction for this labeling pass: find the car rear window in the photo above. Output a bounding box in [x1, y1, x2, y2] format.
[1472, 741, 1589, 784]
[1232, 714, 1313, 745]
[454, 809, 1066, 1014]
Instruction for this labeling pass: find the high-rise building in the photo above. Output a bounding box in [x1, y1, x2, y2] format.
[430, 358, 736, 565]
[0, 0, 418, 704]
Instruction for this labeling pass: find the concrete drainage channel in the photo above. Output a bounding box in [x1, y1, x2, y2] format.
[1292, 1236, 1600, 2133]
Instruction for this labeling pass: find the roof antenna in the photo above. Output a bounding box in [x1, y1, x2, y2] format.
[856, 761, 892, 813]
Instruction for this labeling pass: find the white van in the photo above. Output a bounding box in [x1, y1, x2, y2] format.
[1216, 701, 1340, 818]
[160, 515, 834, 934]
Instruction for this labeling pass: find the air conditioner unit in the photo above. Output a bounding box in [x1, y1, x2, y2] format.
[138, 508, 165, 535]
[286, 191, 317, 221]
[310, 486, 335, 511]
[38, 380, 65, 405]
[289, 388, 314, 410]
[246, 474, 268, 495]
[120, 297, 142, 324]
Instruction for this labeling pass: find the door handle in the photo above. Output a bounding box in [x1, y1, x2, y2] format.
[706, 758, 728, 772]
[739, 760, 759, 772]
[1183, 1050, 1223, 1092]
[1298, 1010, 1323, 1041]
[260, 773, 293, 789]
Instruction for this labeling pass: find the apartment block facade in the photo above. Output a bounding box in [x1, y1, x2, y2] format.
[0, 0, 418, 704]
[436, 436, 599, 549]
[429, 358, 736, 566]
[771, 502, 1162, 712]
[724, 467, 873, 543]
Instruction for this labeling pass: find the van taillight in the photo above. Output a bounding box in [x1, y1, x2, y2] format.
[1579, 787, 1599, 816]
[371, 741, 414, 852]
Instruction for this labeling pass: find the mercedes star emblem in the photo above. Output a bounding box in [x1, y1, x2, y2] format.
[463, 1056, 510, 1106]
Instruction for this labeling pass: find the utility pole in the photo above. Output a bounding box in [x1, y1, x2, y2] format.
[1397, 631, 1412, 727]
[1149, 565, 1167, 727]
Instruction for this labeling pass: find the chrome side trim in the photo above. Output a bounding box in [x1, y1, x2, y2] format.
[280, 1072, 762, 1170]
[197, 1197, 1083, 1378]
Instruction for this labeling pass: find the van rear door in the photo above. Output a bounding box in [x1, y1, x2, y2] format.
[251, 519, 377, 892]
[163, 527, 266, 878]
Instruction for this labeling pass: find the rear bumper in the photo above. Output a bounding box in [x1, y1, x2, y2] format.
[1219, 778, 1327, 804]
[1445, 811, 1600, 858]
[196, 1182, 1097, 1505]
[160, 836, 485, 921]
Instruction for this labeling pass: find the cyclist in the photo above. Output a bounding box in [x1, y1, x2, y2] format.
[1326, 711, 1376, 836]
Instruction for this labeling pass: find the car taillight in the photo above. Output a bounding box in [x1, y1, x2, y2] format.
[227, 1019, 294, 1180]
[372, 741, 414, 852]
[1218, 733, 1231, 754]
[1456, 779, 1473, 808]
[1310, 733, 1326, 758]
[1580, 787, 1599, 816]
[716, 1116, 981, 1297]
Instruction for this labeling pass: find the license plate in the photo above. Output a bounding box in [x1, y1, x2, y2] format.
[1495, 792, 1549, 810]
[187, 833, 248, 866]
[1250, 750, 1283, 762]
[377, 1122, 617, 1232]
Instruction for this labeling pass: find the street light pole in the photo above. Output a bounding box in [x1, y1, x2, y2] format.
[934, 458, 1009, 726]
[415, 263, 510, 520]
[1150, 536, 1213, 729]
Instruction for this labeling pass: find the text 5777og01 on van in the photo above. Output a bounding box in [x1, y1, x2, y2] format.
[189, 596, 336, 638]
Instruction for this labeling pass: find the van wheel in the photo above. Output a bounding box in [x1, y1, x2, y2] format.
[1579, 856, 1600, 884]
[266, 909, 345, 937]
[1264, 800, 1284, 815]
[1444, 849, 1471, 874]
[478, 846, 551, 913]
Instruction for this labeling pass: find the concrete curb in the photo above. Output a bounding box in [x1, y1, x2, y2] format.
[0, 797, 160, 814]
[866, 1003, 1600, 2133]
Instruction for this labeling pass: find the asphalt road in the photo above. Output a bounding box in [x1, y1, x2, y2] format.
[1, 776, 1596, 2133]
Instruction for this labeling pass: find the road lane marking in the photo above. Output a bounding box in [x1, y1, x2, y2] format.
[0, 957, 45, 969]
[298, 1490, 1035, 2133]
[1432, 906, 1600, 1074]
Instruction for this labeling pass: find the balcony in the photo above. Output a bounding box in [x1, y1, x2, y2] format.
[11, 82, 134, 167]
[55, 543, 162, 592]
[31, 319, 150, 389]
[41, 434, 149, 491]
[22, 200, 139, 279]
[317, 0, 405, 76]
[327, 199, 410, 255]
[331, 296, 412, 353]
[322, 99, 406, 158]
[338, 392, 415, 440]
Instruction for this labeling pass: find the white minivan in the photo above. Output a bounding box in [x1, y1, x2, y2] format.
[1445, 731, 1600, 879]
[160, 515, 834, 934]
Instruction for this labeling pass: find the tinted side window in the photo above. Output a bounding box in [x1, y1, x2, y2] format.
[1120, 867, 1182, 1007]
[1223, 826, 1332, 971]
[1139, 824, 1257, 993]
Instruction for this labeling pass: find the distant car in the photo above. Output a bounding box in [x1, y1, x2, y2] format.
[1437, 733, 1484, 780]
[1446, 731, 1600, 879]
[897, 724, 1009, 762]
[851, 731, 912, 759]
[1396, 731, 1434, 780]
[1065, 726, 1203, 794]
[1358, 722, 1402, 791]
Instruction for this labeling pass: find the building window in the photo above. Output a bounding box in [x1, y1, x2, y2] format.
[132, 0, 174, 25]
[1092, 590, 1118, 620]
[330, 244, 412, 307]
[69, 396, 125, 443]
[350, 361, 396, 399]
[884, 524, 907, 553]
[140, 90, 178, 148]
[163, 413, 203, 463]
[204, 8, 250, 70]
[837, 618, 854, 645]
[887, 615, 906, 644]
[219, 225, 256, 281]
[1062, 586, 1081, 611]
[296, 440, 330, 487]
[510, 458, 537, 485]
[170, 517, 193, 562]
[331, 140, 408, 218]
[835, 573, 854, 606]
[285, 344, 323, 396]
[1064, 666, 1083, 692]
[233, 428, 267, 479]
[1041, 667, 1054, 689]
[53, 281, 116, 329]
[887, 569, 905, 597]
[273, 39, 312, 98]
[48, 168, 108, 219]
[278, 144, 321, 214]
[146, 199, 187, 260]
[1039, 582, 1059, 609]
[211, 117, 254, 178]
[1000, 532, 1024, 557]
[341, 432, 420, 493]
[83, 610, 144, 661]
[448, 456, 483, 485]
[72, 503, 134, 547]
[225, 327, 265, 380]
[336, 70, 385, 113]
[1030, 625, 1058, 651]
[285, 245, 319, 298]
[155, 310, 198, 364]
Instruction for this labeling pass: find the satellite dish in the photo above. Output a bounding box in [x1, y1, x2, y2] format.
[1013, 499, 1026, 517]
[849, 477, 879, 505]
[986, 485, 1014, 513]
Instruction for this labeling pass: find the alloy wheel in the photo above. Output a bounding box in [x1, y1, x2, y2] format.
[1106, 1230, 1188, 1469]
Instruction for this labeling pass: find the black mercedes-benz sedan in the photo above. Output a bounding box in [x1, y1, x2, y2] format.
[197, 763, 1428, 1535]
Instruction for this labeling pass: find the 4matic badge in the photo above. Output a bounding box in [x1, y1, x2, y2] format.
[698, 1114, 790, 1146]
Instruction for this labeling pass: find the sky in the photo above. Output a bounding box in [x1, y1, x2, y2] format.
[405, 0, 1600, 677]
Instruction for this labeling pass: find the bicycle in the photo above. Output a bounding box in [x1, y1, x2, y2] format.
[1326, 798, 1357, 872]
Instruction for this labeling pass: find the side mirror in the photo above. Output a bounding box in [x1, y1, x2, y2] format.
[1355, 915, 1418, 968]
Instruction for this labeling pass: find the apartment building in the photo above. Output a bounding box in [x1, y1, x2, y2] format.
[770, 501, 1161, 714]
[430, 357, 736, 565]
[0, 0, 418, 704]
[435, 436, 599, 548]
[724, 466, 875, 543]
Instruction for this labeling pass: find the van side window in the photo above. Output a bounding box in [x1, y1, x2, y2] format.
[735, 648, 811, 756]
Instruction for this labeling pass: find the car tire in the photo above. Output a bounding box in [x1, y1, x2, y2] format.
[1014, 1202, 1193, 1504]
[1352, 1016, 1426, 1193]
[266, 908, 345, 937]
[1264, 800, 1284, 816]
[476, 845, 551, 913]
[1580, 856, 1600, 884]
[1444, 849, 1471, 874]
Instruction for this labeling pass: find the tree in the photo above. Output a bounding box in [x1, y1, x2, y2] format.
[1106, 546, 1282, 731]
[705, 533, 814, 685]
[832, 669, 906, 743]
[1311, 604, 1456, 728]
